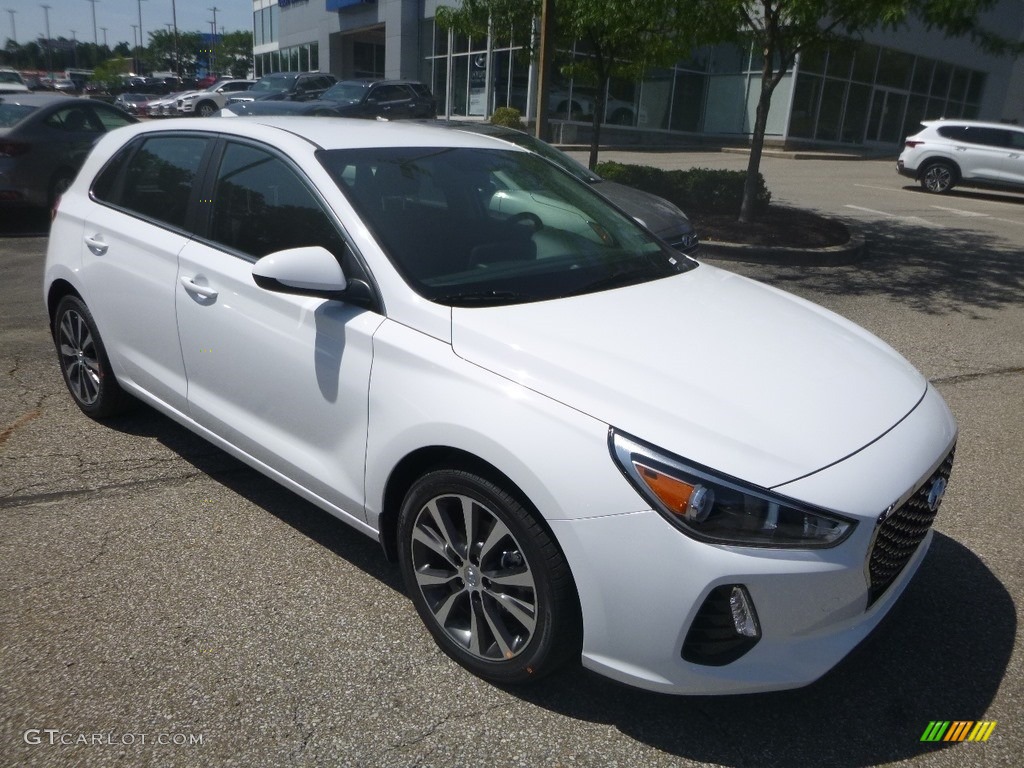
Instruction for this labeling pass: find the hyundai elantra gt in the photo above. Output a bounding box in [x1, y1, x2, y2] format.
[43, 117, 957, 694]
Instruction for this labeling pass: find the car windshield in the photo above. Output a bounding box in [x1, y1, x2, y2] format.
[320, 146, 693, 306]
[0, 71, 23, 84]
[322, 82, 367, 102]
[252, 75, 295, 92]
[0, 101, 35, 127]
[481, 127, 600, 184]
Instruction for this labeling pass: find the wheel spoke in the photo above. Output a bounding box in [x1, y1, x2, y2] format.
[430, 590, 464, 628]
[425, 498, 467, 560]
[487, 590, 537, 635]
[478, 517, 512, 564]
[411, 524, 461, 569]
[467, 597, 486, 657]
[483, 566, 534, 589]
[414, 565, 460, 588]
[480, 595, 517, 659]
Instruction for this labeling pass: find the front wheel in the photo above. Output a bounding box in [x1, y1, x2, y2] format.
[53, 295, 131, 419]
[397, 470, 580, 685]
[920, 161, 957, 194]
[196, 101, 217, 117]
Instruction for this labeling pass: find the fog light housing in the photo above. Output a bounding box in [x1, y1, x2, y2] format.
[682, 585, 761, 666]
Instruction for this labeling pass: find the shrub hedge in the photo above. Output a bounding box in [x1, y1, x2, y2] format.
[489, 107, 526, 130]
[595, 161, 771, 216]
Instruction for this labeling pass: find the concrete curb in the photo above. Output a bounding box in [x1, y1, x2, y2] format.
[698, 225, 868, 267]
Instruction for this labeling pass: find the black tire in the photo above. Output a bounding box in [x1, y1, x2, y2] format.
[920, 160, 958, 194]
[196, 101, 216, 117]
[397, 469, 581, 685]
[52, 295, 131, 419]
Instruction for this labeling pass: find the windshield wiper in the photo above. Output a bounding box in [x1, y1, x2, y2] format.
[579, 266, 663, 294]
[433, 289, 532, 307]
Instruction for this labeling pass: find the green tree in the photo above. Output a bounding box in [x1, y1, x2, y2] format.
[557, 0, 689, 168]
[685, 0, 1022, 223]
[437, 0, 690, 169]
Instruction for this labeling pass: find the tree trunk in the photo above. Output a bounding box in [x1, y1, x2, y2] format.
[739, 81, 772, 224]
[588, 85, 606, 170]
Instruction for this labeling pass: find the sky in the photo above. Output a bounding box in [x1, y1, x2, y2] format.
[5, 1, 252, 49]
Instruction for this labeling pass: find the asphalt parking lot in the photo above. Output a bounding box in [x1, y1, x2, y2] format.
[2, 152, 1022, 768]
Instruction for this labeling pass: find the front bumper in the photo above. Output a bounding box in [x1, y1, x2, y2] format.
[551, 384, 956, 694]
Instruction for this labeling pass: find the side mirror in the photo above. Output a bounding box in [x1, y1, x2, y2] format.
[253, 246, 375, 306]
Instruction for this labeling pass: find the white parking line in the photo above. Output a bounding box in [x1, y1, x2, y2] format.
[930, 206, 990, 218]
[853, 184, 904, 193]
[844, 205, 945, 229]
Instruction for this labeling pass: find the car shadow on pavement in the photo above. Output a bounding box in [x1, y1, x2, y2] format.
[104, 407, 406, 595]
[732, 217, 1024, 317]
[901, 184, 1024, 206]
[513, 531, 1015, 767]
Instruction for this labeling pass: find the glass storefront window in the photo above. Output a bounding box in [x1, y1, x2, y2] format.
[842, 84, 870, 143]
[877, 49, 913, 89]
[851, 44, 879, 83]
[789, 74, 821, 139]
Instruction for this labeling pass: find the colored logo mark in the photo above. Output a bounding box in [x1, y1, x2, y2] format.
[921, 721, 997, 742]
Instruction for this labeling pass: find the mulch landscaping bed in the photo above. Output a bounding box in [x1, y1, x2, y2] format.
[692, 206, 850, 249]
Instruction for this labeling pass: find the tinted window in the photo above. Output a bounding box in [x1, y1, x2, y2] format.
[45, 106, 103, 133]
[209, 142, 347, 262]
[322, 147, 690, 306]
[94, 135, 209, 229]
[965, 127, 1010, 147]
[372, 85, 409, 102]
[92, 105, 136, 130]
[937, 125, 968, 141]
[1008, 130, 1024, 150]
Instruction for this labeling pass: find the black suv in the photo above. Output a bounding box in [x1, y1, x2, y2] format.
[315, 79, 437, 119]
[226, 72, 337, 105]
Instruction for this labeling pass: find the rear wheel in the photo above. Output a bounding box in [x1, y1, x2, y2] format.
[53, 295, 131, 419]
[920, 160, 957, 194]
[196, 101, 217, 117]
[397, 469, 580, 684]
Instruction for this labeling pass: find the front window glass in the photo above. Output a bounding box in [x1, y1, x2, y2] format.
[321, 147, 692, 306]
[209, 142, 348, 263]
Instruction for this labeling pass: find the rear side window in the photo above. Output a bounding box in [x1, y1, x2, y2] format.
[208, 141, 348, 262]
[93, 135, 209, 229]
[92, 106, 136, 130]
[936, 125, 968, 141]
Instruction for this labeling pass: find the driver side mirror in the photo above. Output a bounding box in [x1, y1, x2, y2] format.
[252, 246, 373, 306]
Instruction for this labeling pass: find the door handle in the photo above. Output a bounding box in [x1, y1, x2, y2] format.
[179, 276, 219, 299]
[84, 234, 108, 255]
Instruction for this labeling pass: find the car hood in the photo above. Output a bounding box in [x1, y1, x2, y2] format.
[594, 180, 694, 238]
[450, 264, 926, 488]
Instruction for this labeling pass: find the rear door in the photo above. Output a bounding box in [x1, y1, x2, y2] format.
[82, 133, 213, 412]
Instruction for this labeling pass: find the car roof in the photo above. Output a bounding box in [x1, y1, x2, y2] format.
[921, 118, 1023, 131]
[0, 92, 77, 108]
[119, 115, 534, 153]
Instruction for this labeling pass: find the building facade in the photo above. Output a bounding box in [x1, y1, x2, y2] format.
[250, 0, 1024, 147]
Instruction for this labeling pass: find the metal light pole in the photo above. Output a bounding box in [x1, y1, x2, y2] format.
[40, 4, 53, 79]
[86, 0, 97, 45]
[130, 23, 138, 74]
[171, 0, 179, 79]
[208, 6, 219, 75]
[100, 26, 107, 48]
[70, 29, 77, 69]
[136, 0, 145, 75]
[6, 8, 15, 45]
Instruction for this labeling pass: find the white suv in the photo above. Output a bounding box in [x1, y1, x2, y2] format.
[177, 79, 255, 117]
[898, 119, 1024, 194]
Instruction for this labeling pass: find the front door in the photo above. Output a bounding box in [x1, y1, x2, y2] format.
[175, 139, 384, 520]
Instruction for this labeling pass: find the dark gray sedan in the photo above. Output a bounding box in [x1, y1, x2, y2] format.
[0, 93, 137, 211]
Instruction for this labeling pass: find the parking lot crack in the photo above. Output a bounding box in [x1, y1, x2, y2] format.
[932, 365, 1024, 386]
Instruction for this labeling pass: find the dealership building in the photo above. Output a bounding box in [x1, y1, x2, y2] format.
[252, 0, 1024, 147]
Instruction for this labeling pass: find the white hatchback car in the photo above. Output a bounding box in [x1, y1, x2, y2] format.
[44, 117, 957, 694]
[898, 119, 1024, 194]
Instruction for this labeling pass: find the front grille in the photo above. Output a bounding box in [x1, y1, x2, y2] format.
[867, 447, 955, 605]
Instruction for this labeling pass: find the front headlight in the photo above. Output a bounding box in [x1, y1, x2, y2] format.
[610, 430, 855, 548]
